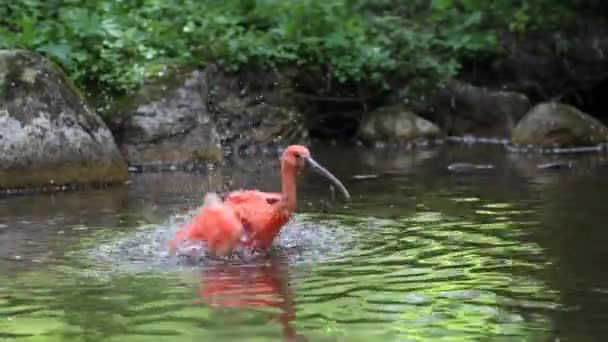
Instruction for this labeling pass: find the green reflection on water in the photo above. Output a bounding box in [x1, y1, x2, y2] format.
[0, 194, 558, 341]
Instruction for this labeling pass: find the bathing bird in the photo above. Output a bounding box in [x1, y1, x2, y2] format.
[223, 144, 350, 252]
[169, 192, 245, 257]
[169, 145, 350, 257]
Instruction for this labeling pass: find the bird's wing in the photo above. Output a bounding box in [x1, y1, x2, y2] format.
[223, 190, 287, 250]
[224, 190, 283, 205]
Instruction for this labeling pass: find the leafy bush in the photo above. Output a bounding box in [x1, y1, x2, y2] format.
[0, 0, 589, 97]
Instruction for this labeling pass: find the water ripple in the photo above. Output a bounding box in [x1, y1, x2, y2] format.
[0, 189, 562, 340]
[284, 203, 560, 340]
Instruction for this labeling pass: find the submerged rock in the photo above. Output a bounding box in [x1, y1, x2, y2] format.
[409, 80, 531, 137]
[511, 102, 608, 148]
[110, 67, 223, 168]
[447, 163, 495, 173]
[351, 174, 380, 181]
[359, 147, 438, 173]
[0, 50, 127, 190]
[537, 161, 574, 170]
[358, 105, 441, 144]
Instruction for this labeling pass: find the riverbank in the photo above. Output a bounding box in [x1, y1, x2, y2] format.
[1, 2, 608, 193]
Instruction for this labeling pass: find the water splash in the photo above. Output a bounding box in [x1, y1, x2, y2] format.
[82, 211, 355, 275]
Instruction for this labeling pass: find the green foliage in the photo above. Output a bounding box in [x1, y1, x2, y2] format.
[0, 0, 588, 96]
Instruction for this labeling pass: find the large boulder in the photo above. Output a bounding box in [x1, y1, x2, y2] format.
[110, 65, 308, 167]
[0, 50, 127, 191]
[206, 65, 308, 153]
[358, 105, 441, 144]
[110, 67, 223, 169]
[511, 102, 608, 147]
[409, 80, 531, 137]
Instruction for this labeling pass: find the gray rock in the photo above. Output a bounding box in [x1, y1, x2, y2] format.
[111, 65, 307, 166]
[511, 102, 608, 147]
[0, 49, 127, 190]
[206, 65, 308, 151]
[358, 105, 441, 143]
[409, 80, 531, 137]
[111, 67, 223, 167]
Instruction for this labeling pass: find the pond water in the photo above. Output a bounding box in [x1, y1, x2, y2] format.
[1, 144, 608, 341]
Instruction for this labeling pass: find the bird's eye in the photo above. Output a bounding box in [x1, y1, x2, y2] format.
[294, 153, 301, 158]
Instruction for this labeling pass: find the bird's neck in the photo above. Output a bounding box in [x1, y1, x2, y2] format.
[281, 163, 297, 213]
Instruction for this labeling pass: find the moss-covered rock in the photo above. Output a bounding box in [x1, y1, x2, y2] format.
[511, 102, 608, 147]
[409, 80, 531, 137]
[0, 50, 127, 191]
[110, 64, 307, 166]
[358, 105, 441, 144]
[110, 67, 223, 168]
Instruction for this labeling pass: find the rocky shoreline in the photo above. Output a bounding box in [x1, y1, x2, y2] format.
[0, 50, 128, 192]
[2, 33, 608, 193]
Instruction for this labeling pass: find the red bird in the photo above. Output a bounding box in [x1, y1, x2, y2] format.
[169, 192, 244, 257]
[169, 145, 350, 257]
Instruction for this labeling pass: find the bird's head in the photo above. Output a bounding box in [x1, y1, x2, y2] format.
[281, 145, 351, 201]
[282, 145, 311, 170]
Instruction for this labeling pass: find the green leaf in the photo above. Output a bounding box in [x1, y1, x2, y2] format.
[15, 15, 37, 46]
[431, 0, 453, 11]
[102, 18, 123, 38]
[463, 11, 483, 27]
[38, 43, 73, 66]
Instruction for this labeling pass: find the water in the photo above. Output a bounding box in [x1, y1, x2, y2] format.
[1, 144, 608, 341]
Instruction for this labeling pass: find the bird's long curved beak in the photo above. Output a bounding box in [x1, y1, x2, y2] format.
[305, 157, 351, 201]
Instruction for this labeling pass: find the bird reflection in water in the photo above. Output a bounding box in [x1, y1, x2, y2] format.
[196, 253, 308, 342]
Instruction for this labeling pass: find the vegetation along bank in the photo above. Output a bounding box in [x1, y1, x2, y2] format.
[1, 0, 608, 191]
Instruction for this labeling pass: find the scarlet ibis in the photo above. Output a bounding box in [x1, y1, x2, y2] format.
[223, 145, 350, 252]
[169, 145, 350, 257]
[169, 192, 244, 257]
